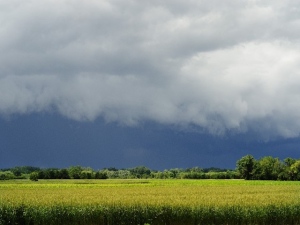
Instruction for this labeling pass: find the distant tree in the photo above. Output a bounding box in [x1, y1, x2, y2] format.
[38, 170, 45, 179]
[59, 169, 70, 179]
[43, 169, 58, 179]
[11, 168, 22, 177]
[182, 171, 205, 179]
[284, 157, 297, 167]
[105, 170, 119, 179]
[290, 160, 300, 180]
[95, 171, 108, 179]
[129, 166, 151, 178]
[168, 168, 182, 178]
[12, 166, 40, 175]
[226, 170, 241, 179]
[80, 170, 93, 179]
[68, 166, 83, 179]
[152, 171, 170, 179]
[236, 155, 256, 180]
[0, 171, 15, 180]
[117, 170, 131, 179]
[254, 156, 284, 180]
[29, 172, 39, 181]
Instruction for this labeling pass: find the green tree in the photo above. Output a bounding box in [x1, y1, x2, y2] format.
[58, 169, 70, 179]
[11, 168, 22, 177]
[95, 171, 108, 179]
[68, 166, 83, 179]
[254, 156, 284, 180]
[284, 157, 296, 167]
[236, 155, 256, 180]
[280, 157, 297, 180]
[38, 170, 45, 179]
[129, 166, 151, 178]
[168, 168, 181, 178]
[80, 170, 93, 179]
[0, 171, 15, 180]
[29, 172, 39, 181]
[43, 169, 58, 179]
[290, 160, 300, 180]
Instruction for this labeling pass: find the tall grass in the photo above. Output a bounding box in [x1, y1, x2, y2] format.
[1, 179, 300, 225]
[2, 204, 300, 225]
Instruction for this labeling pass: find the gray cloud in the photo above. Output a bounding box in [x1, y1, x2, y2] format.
[1, 0, 300, 138]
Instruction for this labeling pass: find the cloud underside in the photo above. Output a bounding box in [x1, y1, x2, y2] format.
[1, 0, 300, 138]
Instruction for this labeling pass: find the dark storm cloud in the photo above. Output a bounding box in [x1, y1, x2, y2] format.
[1, 0, 300, 138]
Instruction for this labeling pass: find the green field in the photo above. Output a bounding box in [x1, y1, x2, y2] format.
[1, 179, 300, 225]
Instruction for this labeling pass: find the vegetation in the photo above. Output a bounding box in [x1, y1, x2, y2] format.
[236, 155, 300, 180]
[0, 165, 238, 180]
[1, 155, 300, 181]
[0, 179, 300, 225]
[2, 155, 300, 224]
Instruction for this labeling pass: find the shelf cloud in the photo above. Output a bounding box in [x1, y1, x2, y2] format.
[1, 0, 300, 138]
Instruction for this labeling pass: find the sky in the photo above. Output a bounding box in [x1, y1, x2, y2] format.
[1, 0, 300, 170]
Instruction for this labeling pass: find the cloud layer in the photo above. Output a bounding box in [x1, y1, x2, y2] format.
[1, 0, 300, 137]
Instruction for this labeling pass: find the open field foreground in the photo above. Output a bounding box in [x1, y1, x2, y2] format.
[1, 179, 300, 225]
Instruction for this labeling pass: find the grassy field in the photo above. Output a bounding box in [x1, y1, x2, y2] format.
[1, 179, 300, 225]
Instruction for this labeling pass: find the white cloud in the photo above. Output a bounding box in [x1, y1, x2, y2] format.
[1, 0, 300, 138]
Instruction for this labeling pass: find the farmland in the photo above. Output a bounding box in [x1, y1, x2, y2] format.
[1, 179, 300, 225]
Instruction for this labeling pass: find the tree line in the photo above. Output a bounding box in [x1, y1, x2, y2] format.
[236, 155, 300, 180]
[0, 165, 237, 181]
[1, 155, 300, 181]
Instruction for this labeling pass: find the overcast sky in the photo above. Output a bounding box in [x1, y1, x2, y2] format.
[1, 0, 300, 169]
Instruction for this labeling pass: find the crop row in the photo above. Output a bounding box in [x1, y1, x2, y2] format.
[2, 203, 300, 225]
[1, 179, 300, 225]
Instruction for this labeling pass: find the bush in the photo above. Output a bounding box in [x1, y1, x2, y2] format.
[29, 172, 39, 181]
[0, 171, 15, 180]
